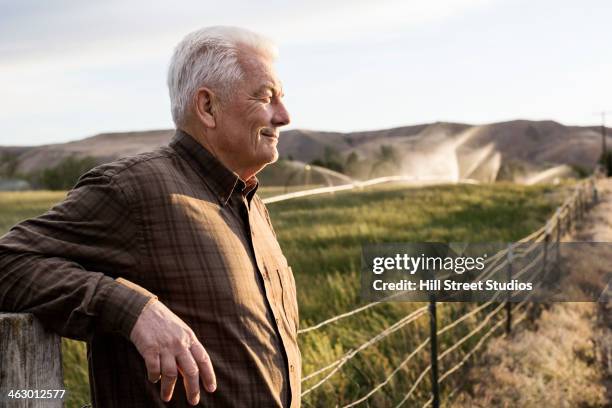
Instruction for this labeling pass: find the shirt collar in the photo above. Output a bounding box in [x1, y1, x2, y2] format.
[169, 129, 259, 206]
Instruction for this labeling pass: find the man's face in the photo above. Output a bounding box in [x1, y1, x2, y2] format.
[212, 48, 290, 177]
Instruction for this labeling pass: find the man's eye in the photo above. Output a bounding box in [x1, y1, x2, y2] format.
[260, 96, 272, 103]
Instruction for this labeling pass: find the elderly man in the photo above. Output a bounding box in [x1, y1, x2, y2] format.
[0, 26, 299, 407]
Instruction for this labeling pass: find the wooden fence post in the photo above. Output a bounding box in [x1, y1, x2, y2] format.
[0, 313, 64, 407]
[568, 202, 572, 233]
[580, 186, 585, 219]
[575, 189, 581, 221]
[578, 187, 582, 219]
[428, 297, 439, 408]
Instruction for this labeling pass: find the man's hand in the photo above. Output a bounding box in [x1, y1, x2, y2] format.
[130, 299, 216, 406]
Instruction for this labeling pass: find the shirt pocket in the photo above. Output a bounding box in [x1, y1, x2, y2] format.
[276, 265, 299, 334]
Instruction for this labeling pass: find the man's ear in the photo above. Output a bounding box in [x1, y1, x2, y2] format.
[194, 87, 217, 129]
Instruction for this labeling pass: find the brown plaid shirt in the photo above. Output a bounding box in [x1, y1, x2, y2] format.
[0, 130, 301, 407]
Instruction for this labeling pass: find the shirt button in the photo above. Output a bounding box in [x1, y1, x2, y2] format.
[275, 318, 280, 325]
[290, 364, 295, 373]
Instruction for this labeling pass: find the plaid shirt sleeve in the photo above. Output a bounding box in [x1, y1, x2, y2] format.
[0, 169, 155, 341]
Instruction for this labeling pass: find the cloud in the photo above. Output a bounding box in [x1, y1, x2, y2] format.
[269, 0, 493, 45]
[0, 0, 493, 70]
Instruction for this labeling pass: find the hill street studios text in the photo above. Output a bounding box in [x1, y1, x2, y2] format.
[360, 244, 535, 302]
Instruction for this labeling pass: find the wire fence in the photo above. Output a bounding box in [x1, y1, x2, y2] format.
[274, 173, 603, 407]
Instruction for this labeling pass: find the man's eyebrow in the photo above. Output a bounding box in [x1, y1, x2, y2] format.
[254, 83, 284, 97]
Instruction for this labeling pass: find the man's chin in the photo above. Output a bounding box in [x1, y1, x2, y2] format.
[269, 149, 279, 164]
[262, 146, 279, 164]
[252, 149, 279, 172]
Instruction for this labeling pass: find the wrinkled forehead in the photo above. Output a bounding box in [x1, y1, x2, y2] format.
[236, 45, 282, 90]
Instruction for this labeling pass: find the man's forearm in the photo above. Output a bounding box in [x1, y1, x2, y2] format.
[0, 170, 156, 340]
[0, 248, 153, 340]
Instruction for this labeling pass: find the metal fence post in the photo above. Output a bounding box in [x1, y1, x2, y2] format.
[428, 296, 440, 408]
[556, 208, 562, 262]
[542, 226, 550, 279]
[505, 245, 513, 335]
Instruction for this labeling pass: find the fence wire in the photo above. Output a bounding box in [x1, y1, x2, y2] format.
[294, 175, 600, 406]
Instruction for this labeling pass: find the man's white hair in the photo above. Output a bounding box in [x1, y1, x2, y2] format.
[167, 26, 278, 127]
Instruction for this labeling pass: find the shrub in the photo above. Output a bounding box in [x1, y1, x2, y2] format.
[27, 156, 99, 190]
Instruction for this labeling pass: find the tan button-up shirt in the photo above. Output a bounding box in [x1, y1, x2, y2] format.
[0, 130, 301, 407]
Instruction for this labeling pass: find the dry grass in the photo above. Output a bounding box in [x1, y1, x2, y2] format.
[450, 302, 609, 408]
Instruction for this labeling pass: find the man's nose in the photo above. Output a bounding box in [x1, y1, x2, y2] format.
[272, 100, 291, 127]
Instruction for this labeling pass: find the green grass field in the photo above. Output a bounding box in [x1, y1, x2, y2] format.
[0, 182, 567, 406]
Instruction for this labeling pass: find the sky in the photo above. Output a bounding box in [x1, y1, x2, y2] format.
[0, 0, 610, 146]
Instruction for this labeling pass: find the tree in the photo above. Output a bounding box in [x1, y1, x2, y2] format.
[29, 156, 99, 190]
[310, 147, 345, 173]
[369, 145, 400, 177]
[345, 152, 358, 168]
[0, 152, 19, 178]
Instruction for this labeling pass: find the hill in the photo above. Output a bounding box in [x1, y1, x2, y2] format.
[1, 121, 609, 186]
